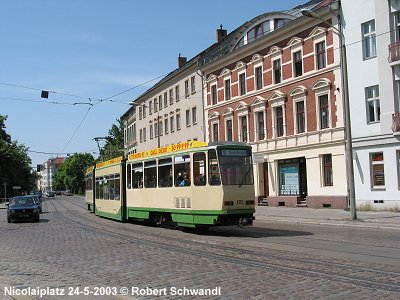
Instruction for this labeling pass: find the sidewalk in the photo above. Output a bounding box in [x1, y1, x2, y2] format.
[255, 206, 400, 230]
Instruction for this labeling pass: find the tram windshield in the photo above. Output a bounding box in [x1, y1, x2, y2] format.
[217, 148, 254, 186]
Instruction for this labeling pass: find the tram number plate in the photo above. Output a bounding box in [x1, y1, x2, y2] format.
[236, 200, 244, 205]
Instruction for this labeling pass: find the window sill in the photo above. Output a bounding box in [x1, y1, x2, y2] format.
[371, 187, 386, 191]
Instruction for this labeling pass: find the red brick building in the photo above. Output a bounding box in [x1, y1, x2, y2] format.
[200, 1, 348, 208]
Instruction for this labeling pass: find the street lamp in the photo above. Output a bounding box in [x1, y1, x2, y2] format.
[301, 8, 357, 220]
[129, 101, 161, 148]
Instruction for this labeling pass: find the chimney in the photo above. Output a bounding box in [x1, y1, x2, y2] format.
[216, 24, 227, 42]
[178, 53, 187, 68]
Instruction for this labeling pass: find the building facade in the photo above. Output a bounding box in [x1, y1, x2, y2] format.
[122, 56, 205, 153]
[38, 157, 65, 192]
[342, 0, 400, 208]
[200, 1, 348, 208]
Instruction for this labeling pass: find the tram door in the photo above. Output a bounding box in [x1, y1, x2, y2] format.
[263, 162, 269, 197]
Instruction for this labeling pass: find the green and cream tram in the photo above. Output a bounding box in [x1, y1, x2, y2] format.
[85, 166, 95, 212]
[125, 141, 255, 228]
[85, 141, 255, 229]
[93, 157, 125, 221]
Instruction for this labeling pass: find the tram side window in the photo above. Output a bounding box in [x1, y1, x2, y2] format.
[127, 164, 132, 189]
[132, 163, 143, 189]
[193, 152, 206, 186]
[158, 158, 173, 187]
[114, 174, 120, 200]
[144, 160, 157, 188]
[86, 175, 93, 190]
[95, 177, 100, 199]
[174, 155, 191, 187]
[108, 175, 115, 200]
[104, 175, 110, 200]
[208, 150, 221, 185]
[99, 177, 104, 199]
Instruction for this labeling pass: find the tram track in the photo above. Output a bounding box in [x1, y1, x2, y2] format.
[47, 197, 400, 294]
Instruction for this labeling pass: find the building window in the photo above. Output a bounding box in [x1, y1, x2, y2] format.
[185, 80, 189, 97]
[322, 154, 333, 186]
[139, 129, 143, 143]
[211, 84, 217, 105]
[275, 106, 284, 137]
[370, 152, 385, 187]
[154, 122, 158, 138]
[226, 119, 233, 141]
[192, 107, 197, 124]
[316, 41, 326, 69]
[175, 85, 180, 101]
[319, 94, 329, 129]
[296, 101, 305, 133]
[149, 100, 153, 115]
[212, 123, 219, 141]
[154, 98, 157, 112]
[257, 111, 265, 140]
[239, 73, 246, 95]
[169, 89, 174, 105]
[150, 124, 153, 139]
[240, 116, 248, 142]
[224, 79, 231, 100]
[191, 76, 196, 93]
[170, 116, 175, 133]
[293, 51, 303, 77]
[164, 118, 169, 134]
[159, 95, 162, 111]
[164, 92, 168, 108]
[177, 113, 181, 130]
[143, 105, 146, 118]
[365, 85, 380, 123]
[139, 106, 143, 120]
[255, 66, 263, 90]
[273, 59, 281, 84]
[186, 109, 191, 127]
[362, 20, 377, 59]
[159, 120, 163, 135]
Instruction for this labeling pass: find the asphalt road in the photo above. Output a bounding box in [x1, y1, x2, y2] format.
[0, 196, 399, 299]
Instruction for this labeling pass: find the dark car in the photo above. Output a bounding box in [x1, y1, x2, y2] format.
[32, 195, 42, 213]
[7, 196, 40, 223]
[45, 191, 55, 197]
[31, 191, 42, 199]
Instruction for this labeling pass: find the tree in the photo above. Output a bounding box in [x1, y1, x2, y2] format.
[0, 115, 38, 197]
[52, 153, 95, 194]
[99, 119, 124, 161]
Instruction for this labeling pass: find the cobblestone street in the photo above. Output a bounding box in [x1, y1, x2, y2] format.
[0, 196, 399, 299]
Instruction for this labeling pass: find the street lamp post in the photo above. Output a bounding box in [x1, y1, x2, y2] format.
[301, 8, 357, 220]
[129, 102, 160, 148]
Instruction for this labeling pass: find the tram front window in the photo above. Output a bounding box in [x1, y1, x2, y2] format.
[218, 148, 253, 186]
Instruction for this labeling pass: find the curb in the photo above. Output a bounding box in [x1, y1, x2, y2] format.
[255, 215, 400, 230]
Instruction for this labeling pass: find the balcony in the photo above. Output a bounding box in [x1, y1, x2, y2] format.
[388, 41, 400, 63]
[392, 112, 400, 134]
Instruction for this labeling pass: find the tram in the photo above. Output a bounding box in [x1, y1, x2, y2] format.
[85, 141, 255, 229]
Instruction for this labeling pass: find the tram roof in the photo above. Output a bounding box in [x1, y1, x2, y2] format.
[127, 141, 251, 162]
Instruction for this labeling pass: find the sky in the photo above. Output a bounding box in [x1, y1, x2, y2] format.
[1, 0, 305, 168]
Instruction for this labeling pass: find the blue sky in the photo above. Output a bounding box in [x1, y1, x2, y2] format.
[1, 0, 305, 167]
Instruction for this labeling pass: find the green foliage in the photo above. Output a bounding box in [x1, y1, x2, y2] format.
[0, 115, 38, 196]
[99, 119, 124, 161]
[52, 153, 95, 194]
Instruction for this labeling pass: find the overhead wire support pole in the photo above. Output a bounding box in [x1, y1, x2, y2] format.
[301, 6, 357, 220]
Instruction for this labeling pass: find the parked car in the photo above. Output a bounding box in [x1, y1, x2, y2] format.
[7, 195, 40, 223]
[45, 191, 55, 197]
[32, 195, 42, 213]
[64, 190, 73, 196]
[30, 191, 42, 198]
